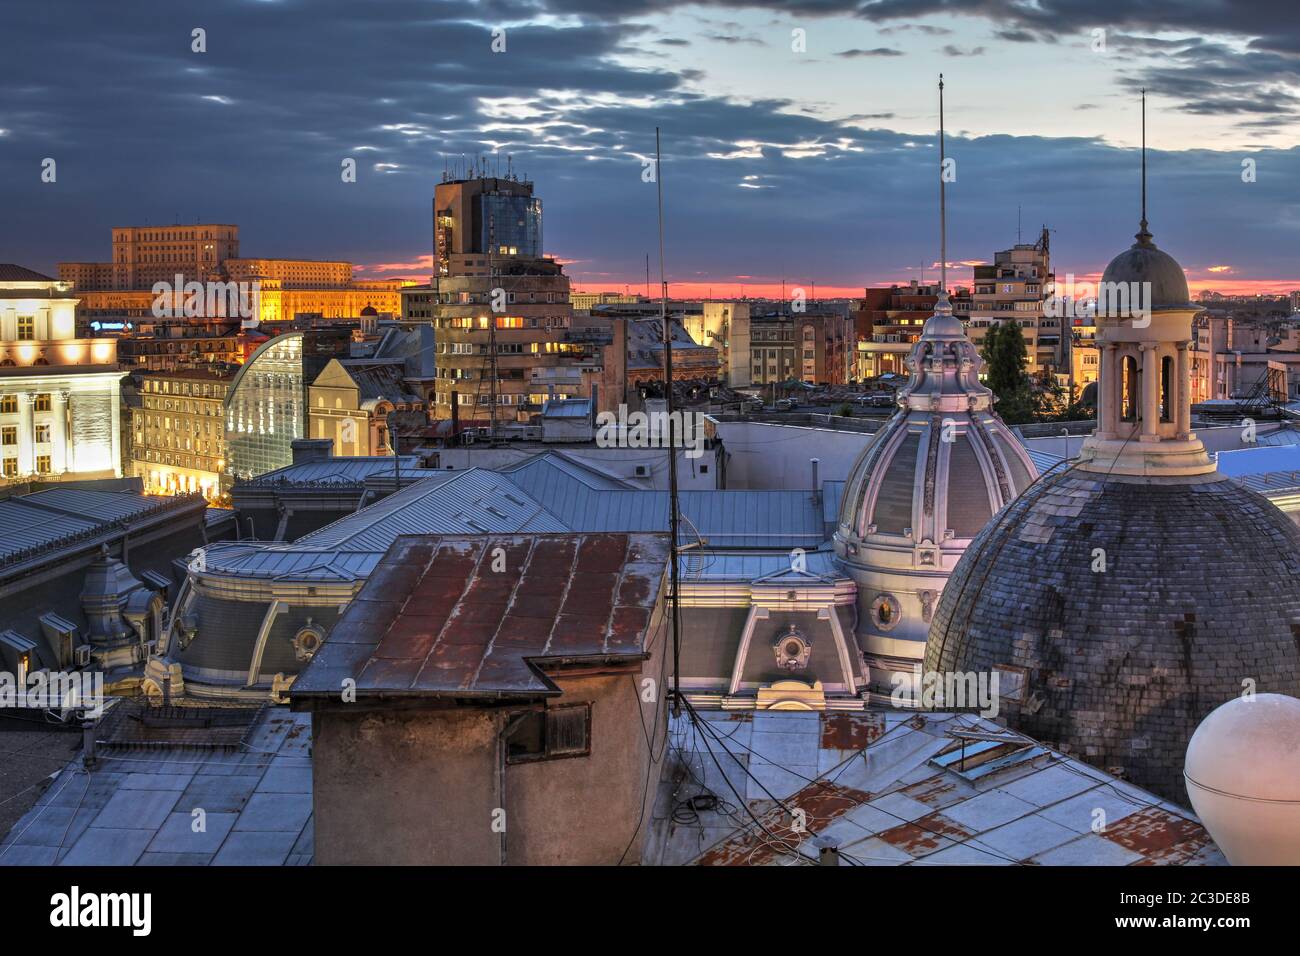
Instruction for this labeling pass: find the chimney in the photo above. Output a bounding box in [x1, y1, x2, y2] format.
[811, 457, 821, 506]
[815, 835, 840, 866]
[290, 438, 333, 464]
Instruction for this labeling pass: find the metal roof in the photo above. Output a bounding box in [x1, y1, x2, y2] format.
[541, 398, 592, 419]
[204, 463, 824, 584]
[238, 455, 423, 487]
[0, 706, 314, 866]
[1025, 447, 1066, 473]
[0, 488, 201, 566]
[678, 548, 842, 583]
[646, 710, 1225, 866]
[1215, 443, 1300, 478]
[292, 533, 669, 699]
[501, 452, 637, 492]
[512, 475, 824, 548]
[204, 470, 567, 580]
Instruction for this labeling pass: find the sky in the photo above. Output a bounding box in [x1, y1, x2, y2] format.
[1, 0, 1298, 298]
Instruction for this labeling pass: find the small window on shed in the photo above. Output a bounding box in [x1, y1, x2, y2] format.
[506, 704, 592, 763]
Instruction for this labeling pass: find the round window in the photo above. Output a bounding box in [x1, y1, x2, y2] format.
[871, 594, 902, 631]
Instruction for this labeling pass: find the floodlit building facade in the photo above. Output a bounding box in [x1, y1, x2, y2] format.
[131, 367, 235, 500]
[0, 265, 122, 485]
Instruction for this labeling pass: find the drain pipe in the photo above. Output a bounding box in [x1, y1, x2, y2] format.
[497, 711, 529, 866]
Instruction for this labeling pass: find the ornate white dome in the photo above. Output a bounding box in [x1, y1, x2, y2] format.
[835, 294, 1037, 695]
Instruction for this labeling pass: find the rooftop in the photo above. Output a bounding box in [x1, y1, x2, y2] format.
[0, 706, 313, 866]
[292, 532, 669, 700]
[0, 487, 205, 573]
[0, 264, 56, 283]
[647, 709, 1225, 866]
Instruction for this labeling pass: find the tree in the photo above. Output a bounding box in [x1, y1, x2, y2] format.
[980, 322, 1034, 423]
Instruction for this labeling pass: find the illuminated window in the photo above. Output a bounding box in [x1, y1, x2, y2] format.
[0, 396, 15, 414]
[34, 394, 51, 412]
[2, 459, 15, 478]
[1, 427, 14, 446]
[35, 424, 50, 443]
[36, 455, 51, 474]
[16, 316, 34, 340]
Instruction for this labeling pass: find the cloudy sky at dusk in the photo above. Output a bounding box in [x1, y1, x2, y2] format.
[2, 0, 1297, 297]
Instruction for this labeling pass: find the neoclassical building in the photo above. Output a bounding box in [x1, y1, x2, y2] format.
[0, 265, 122, 485]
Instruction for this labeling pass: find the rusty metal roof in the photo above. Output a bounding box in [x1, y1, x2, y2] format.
[292, 532, 669, 700]
[645, 710, 1226, 866]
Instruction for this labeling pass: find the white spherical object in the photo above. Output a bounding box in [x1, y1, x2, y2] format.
[1184, 693, 1300, 865]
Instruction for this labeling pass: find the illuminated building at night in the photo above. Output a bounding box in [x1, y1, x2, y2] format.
[405, 173, 593, 423]
[60, 224, 411, 323]
[0, 265, 122, 485]
[131, 366, 235, 500]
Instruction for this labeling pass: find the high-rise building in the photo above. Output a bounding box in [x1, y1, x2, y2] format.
[0, 265, 122, 484]
[406, 174, 603, 423]
[966, 229, 1065, 382]
[433, 175, 542, 276]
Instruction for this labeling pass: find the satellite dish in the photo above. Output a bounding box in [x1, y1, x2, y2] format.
[1184, 693, 1300, 865]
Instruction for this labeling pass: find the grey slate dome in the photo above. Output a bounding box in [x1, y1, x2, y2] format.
[1099, 223, 1192, 312]
[926, 467, 1300, 803]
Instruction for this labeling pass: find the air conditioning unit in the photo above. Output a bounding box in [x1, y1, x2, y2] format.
[74, 645, 92, 667]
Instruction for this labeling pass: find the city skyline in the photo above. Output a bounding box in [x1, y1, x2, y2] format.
[2, 1, 1297, 298]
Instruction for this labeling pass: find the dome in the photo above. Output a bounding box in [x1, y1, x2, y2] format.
[835, 293, 1038, 694]
[926, 468, 1300, 802]
[1185, 694, 1300, 864]
[1099, 224, 1192, 312]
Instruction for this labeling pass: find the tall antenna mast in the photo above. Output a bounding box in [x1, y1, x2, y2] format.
[1139, 87, 1150, 243]
[938, 73, 947, 296]
[656, 127, 683, 718]
[488, 214, 498, 443]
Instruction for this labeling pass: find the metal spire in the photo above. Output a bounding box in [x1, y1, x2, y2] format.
[939, 73, 947, 295]
[1138, 87, 1152, 245]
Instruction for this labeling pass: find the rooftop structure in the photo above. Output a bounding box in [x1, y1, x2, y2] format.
[926, 106, 1300, 803]
[291, 533, 671, 865]
[647, 709, 1225, 866]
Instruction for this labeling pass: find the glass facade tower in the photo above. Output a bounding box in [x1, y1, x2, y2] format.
[224, 333, 305, 481]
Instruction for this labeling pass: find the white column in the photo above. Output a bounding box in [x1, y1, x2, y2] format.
[53, 390, 70, 474]
[110, 383, 122, 477]
[1141, 343, 1160, 440]
[1099, 343, 1117, 437]
[1176, 342, 1191, 438]
[18, 392, 35, 476]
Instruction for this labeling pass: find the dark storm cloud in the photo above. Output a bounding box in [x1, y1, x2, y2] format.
[0, 0, 1297, 288]
[835, 47, 905, 58]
